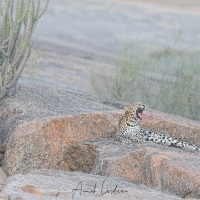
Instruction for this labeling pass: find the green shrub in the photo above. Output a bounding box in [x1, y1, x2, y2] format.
[0, 0, 49, 99]
[91, 42, 150, 102]
[156, 48, 200, 120]
[91, 38, 200, 121]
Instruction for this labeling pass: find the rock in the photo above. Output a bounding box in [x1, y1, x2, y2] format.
[0, 146, 4, 166]
[2, 112, 118, 175]
[0, 143, 5, 154]
[0, 83, 118, 144]
[0, 167, 7, 192]
[0, 193, 9, 200]
[91, 140, 200, 199]
[0, 83, 120, 175]
[0, 153, 3, 165]
[1, 83, 200, 199]
[0, 143, 5, 165]
[1, 169, 185, 200]
[60, 143, 97, 173]
[141, 108, 200, 146]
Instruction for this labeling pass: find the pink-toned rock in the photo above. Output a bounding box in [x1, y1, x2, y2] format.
[21, 185, 44, 196]
[2, 112, 117, 176]
[1, 84, 200, 200]
[56, 143, 96, 173]
[1, 170, 185, 200]
[142, 148, 200, 198]
[141, 108, 200, 146]
[91, 140, 200, 199]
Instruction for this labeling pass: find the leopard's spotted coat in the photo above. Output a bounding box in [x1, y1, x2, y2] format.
[115, 102, 200, 151]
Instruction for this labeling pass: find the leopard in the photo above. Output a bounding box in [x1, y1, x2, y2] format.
[115, 102, 200, 151]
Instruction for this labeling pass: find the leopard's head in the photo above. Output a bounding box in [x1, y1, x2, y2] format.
[125, 102, 145, 122]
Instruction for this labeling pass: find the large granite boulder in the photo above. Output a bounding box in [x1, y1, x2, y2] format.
[0, 83, 200, 199]
[0, 83, 118, 144]
[2, 112, 118, 175]
[0, 170, 186, 200]
[91, 140, 200, 199]
[0, 83, 120, 175]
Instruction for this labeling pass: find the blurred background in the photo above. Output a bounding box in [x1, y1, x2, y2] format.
[22, 0, 200, 120]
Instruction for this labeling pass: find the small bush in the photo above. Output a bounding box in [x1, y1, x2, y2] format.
[0, 0, 49, 99]
[91, 42, 150, 102]
[91, 37, 200, 121]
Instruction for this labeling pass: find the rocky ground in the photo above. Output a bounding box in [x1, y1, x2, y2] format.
[0, 83, 200, 199]
[21, 0, 200, 95]
[0, 170, 187, 200]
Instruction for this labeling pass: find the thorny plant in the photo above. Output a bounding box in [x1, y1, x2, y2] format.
[0, 0, 49, 99]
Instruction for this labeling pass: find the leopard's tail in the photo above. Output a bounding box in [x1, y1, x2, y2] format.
[143, 130, 200, 151]
[172, 140, 200, 151]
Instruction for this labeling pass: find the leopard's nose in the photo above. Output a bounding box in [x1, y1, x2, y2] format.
[142, 105, 145, 110]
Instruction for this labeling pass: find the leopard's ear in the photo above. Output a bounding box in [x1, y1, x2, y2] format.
[124, 105, 131, 111]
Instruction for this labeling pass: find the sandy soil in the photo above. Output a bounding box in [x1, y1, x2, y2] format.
[21, 0, 200, 94]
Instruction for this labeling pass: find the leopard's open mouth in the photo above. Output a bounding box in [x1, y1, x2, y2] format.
[136, 106, 145, 120]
